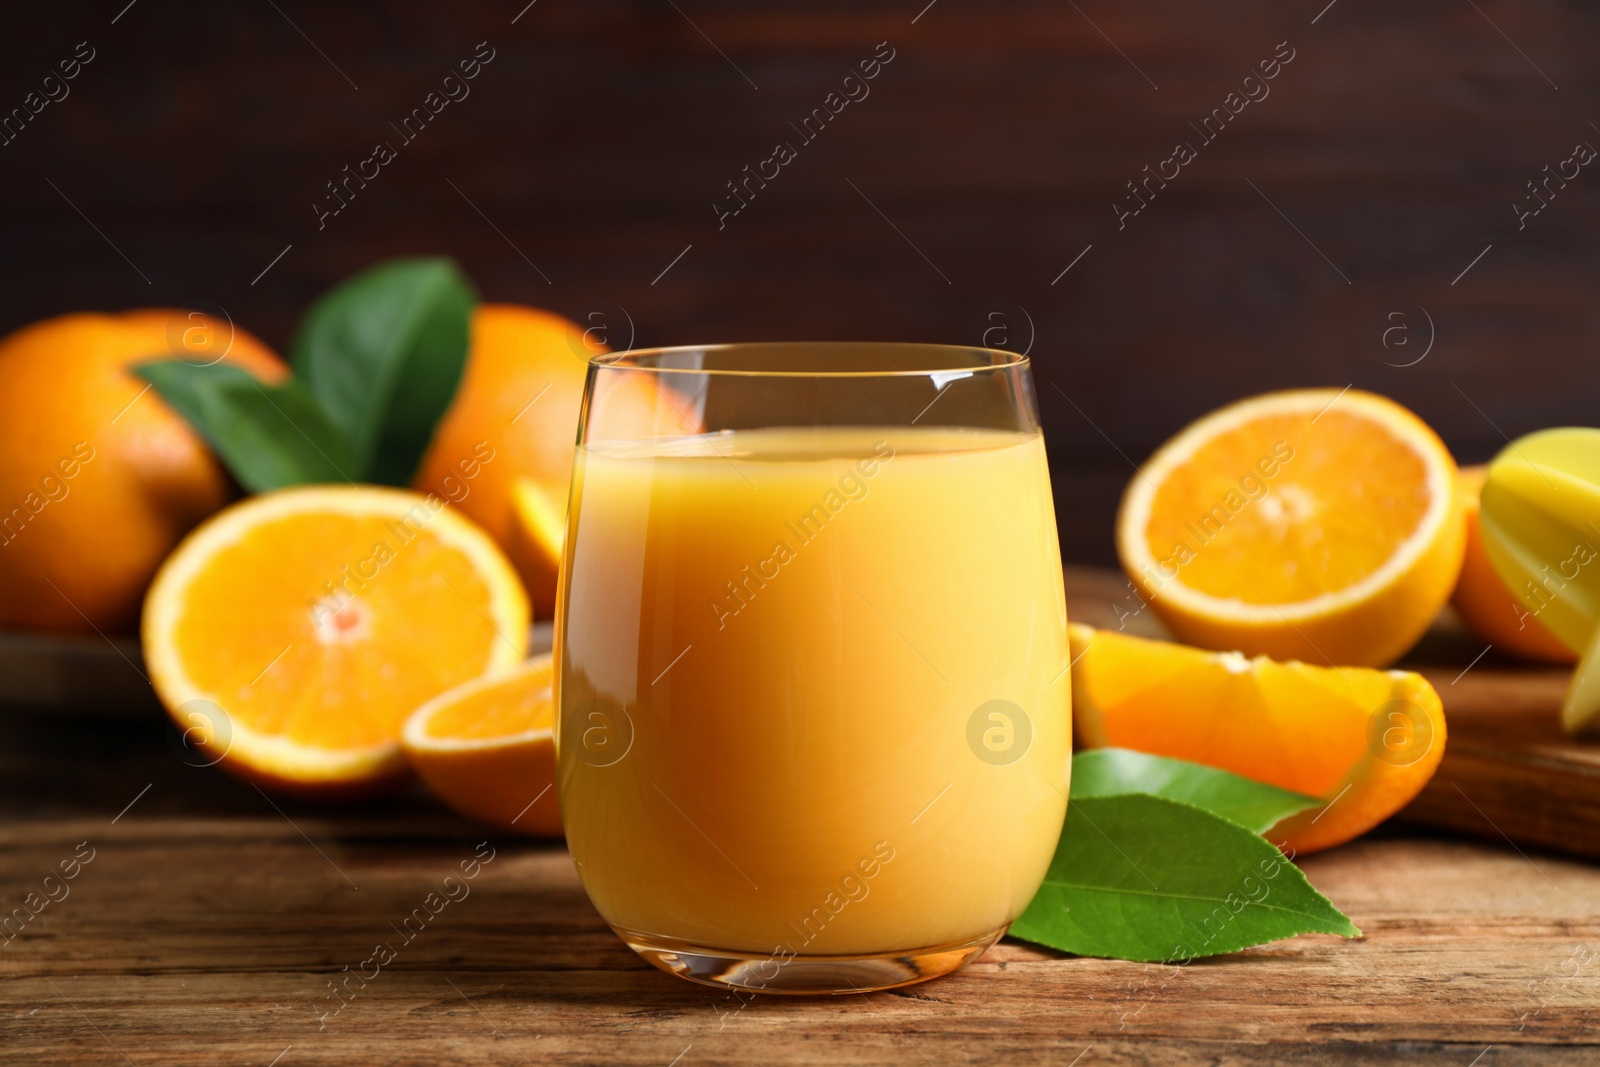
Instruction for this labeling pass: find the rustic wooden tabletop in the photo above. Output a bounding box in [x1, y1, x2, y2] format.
[3, 751, 1597, 1065]
[4, 570, 1599, 1064]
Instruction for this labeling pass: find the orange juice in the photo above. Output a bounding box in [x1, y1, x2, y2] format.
[557, 426, 1070, 961]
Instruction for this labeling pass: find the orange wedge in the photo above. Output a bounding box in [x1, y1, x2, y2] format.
[1450, 465, 1576, 664]
[142, 486, 530, 793]
[1116, 388, 1464, 668]
[1069, 622, 1446, 854]
[402, 653, 562, 836]
[509, 477, 566, 589]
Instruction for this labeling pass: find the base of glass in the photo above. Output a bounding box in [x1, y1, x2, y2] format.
[617, 925, 1006, 995]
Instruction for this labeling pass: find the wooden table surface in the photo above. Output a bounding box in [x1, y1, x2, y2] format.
[5, 572, 1600, 1064]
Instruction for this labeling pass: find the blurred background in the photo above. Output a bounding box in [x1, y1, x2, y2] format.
[2, 0, 1596, 564]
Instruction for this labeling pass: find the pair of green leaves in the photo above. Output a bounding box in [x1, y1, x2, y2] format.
[136, 258, 476, 491]
[1009, 749, 1359, 963]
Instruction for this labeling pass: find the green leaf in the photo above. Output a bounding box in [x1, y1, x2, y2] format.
[1072, 748, 1319, 834]
[1009, 795, 1359, 962]
[135, 362, 354, 492]
[291, 257, 475, 485]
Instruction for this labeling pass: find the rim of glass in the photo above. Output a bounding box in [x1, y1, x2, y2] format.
[589, 342, 1029, 378]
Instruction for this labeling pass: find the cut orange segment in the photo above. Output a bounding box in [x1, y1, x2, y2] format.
[1116, 388, 1464, 667]
[402, 652, 562, 836]
[1451, 465, 1576, 664]
[142, 486, 530, 793]
[1069, 622, 1446, 854]
[509, 477, 566, 589]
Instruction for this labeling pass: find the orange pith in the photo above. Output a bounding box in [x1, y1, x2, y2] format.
[1117, 388, 1463, 667]
[1070, 623, 1446, 854]
[143, 486, 530, 791]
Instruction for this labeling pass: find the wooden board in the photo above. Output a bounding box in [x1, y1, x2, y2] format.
[1407, 666, 1600, 862]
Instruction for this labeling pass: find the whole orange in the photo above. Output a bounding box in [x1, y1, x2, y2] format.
[1450, 465, 1576, 663]
[0, 310, 285, 633]
[413, 305, 597, 618]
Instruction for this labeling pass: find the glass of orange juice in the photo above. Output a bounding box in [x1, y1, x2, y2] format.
[555, 343, 1070, 994]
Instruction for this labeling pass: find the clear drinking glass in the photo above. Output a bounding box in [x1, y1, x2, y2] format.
[554, 343, 1070, 994]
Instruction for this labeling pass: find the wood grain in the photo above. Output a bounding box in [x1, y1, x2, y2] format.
[3, 815, 1598, 1065]
[1408, 665, 1600, 862]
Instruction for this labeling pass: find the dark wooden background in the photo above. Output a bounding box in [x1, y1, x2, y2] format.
[2, 0, 1597, 563]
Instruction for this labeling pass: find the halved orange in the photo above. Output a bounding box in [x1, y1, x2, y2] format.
[1450, 465, 1576, 664]
[1070, 622, 1446, 854]
[142, 486, 530, 793]
[402, 652, 562, 836]
[1116, 388, 1464, 668]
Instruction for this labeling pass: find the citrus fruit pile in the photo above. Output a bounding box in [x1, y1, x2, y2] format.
[1094, 384, 1600, 852]
[0, 253, 715, 834]
[0, 258, 1582, 856]
[0, 261, 622, 833]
